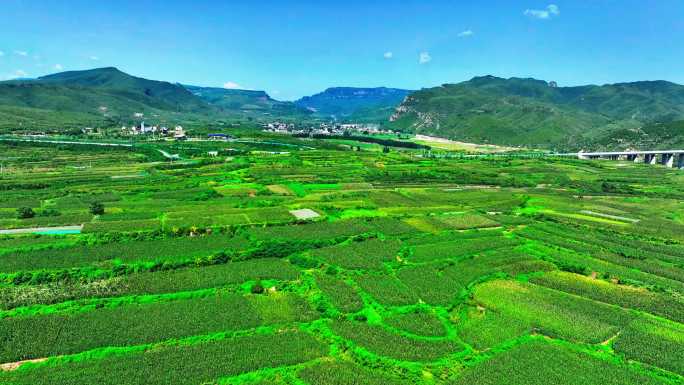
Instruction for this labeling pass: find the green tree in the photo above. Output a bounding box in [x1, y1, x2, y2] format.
[89, 202, 105, 215]
[250, 280, 265, 294]
[16, 207, 35, 219]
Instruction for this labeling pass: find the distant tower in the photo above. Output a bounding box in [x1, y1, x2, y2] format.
[141, 121, 145, 131]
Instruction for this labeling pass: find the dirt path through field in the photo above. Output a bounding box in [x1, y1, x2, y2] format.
[0, 358, 48, 371]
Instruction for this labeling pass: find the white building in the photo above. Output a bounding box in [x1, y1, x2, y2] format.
[174, 126, 186, 140]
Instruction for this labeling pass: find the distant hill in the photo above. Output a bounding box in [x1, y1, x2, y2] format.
[389, 76, 684, 150]
[183, 85, 311, 119]
[37, 67, 208, 112]
[0, 67, 213, 131]
[295, 87, 412, 122]
[0, 68, 318, 133]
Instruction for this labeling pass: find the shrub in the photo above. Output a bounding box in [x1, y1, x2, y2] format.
[16, 207, 35, 219]
[289, 254, 320, 269]
[38, 208, 61, 217]
[89, 202, 105, 215]
[251, 280, 265, 294]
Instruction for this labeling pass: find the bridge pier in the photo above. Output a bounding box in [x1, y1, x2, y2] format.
[662, 154, 675, 168]
[659, 153, 674, 168]
[570, 151, 684, 170]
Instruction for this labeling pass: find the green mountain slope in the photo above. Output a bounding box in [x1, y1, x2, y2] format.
[0, 67, 215, 131]
[594, 119, 684, 150]
[37, 67, 208, 112]
[295, 87, 412, 122]
[184, 85, 311, 119]
[388, 76, 684, 150]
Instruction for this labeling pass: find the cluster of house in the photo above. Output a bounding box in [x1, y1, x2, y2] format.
[263, 121, 397, 136]
[264, 122, 296, 132]
[121, 123, 187, 140]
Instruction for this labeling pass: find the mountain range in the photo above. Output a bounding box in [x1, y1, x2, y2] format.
[295, 87, 412, 122]
[0, 67, 407, 132]
[388, 76, 684, 150]
[1, 68, 684, 150]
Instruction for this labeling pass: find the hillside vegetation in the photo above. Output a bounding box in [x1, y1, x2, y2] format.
[296, 87, 412, 122]
[388, 76, 684, 150]
[184, 85, 311, 120]
[0, 68, 314, 133]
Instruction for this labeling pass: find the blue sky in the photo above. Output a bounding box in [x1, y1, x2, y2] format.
[1, 0, 682, 100]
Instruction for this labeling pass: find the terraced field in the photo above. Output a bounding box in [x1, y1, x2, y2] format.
[0, 139, 683, 384]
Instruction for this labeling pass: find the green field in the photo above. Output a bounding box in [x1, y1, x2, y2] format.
[0, 137, 683, 385]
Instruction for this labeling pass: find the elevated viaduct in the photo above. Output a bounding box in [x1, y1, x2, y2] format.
[560, 150, 684, 169]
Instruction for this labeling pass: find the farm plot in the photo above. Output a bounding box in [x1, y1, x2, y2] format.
[433, 214, 500, 230]
[530, 271, 684, 323]
[0, 330, 327, 385]
[385, 309, 447, 337]
[448, 339, 669, 385]
[405, 229, 504, 246]
[310, 238, 402, 270]
[397, 250, 552, 306]
[612, 318, 684, 376]
[315, 274, 364, 313]
[0, 292, 317, 363]
[519, 225, 684, 285]
[1, 258, 299, 310]
[332, 320, 464, 362]
[354, 274, 418, 306]
[365, 217, 419, 236]
[459, 280, 635, 349]
[525, 242, 684, 295]
[0, 234, 250, 272]
[409, 236, 521, 263]
[247, 219, 372, 242]
[82, 218, 161, 233]
[0, 235, 77, 255]
[298, 360, 413, 385]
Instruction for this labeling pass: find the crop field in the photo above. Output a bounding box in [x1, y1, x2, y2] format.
[0, 139, 683, 384]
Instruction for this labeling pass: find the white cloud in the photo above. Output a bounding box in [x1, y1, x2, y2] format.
[383, 51, 393, 59]
[89, 56, 99, 61]
[458, 30, 474, 38]
[2, 69, 28, 80]
[524, 4, 560, 19]
[223, 81, 243, 89]
[419, 51, 432, 64]
[54, 64, 63, 71]
[14, 50, 28, 56]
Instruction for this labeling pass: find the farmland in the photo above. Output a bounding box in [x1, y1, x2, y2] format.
[0, 136, 683, 385]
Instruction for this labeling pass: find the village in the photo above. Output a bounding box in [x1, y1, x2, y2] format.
[262, 121, 399, 137]
[118, 122, 187, 140]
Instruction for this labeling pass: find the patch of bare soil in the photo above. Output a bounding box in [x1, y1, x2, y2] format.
[0, 358, 48, 371]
